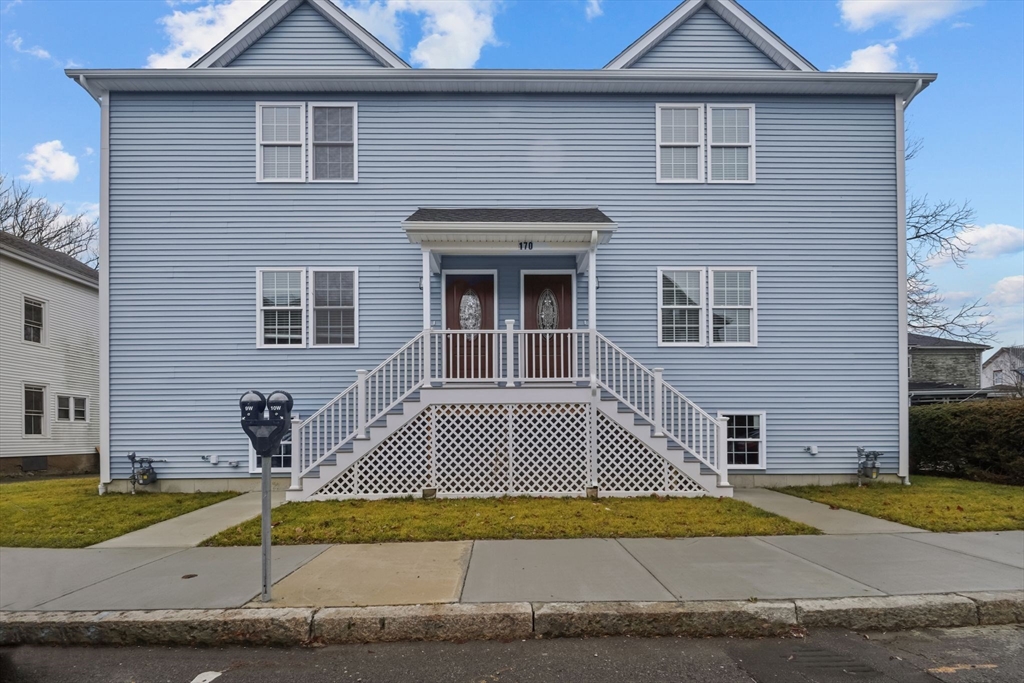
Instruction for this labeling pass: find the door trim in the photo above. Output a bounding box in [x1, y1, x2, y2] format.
[440, 269, 499, 330]
[520, 269, 577, 329]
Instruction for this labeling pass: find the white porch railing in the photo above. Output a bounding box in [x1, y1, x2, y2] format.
[292, 326, 728, 489]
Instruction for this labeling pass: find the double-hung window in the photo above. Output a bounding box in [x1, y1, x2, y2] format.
[708, 105, 755, 183]
[57, 395, 87, 422]
[720, 412, 766, 469]
[257, 103, 305, 182]
[657, 105, 703, 182]
[310, 269, 357, 347]
[24, 297, 43, 343]
[24, 385, 44, 436]
[249, 433, 292, 473]
[257, 269, 306, 348]
[710, 268, 757, 346]
[310, 104, 357, 182]
[658, 268, 705, 346]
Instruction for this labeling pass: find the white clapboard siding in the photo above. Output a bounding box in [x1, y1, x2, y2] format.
[0, 255, 100, 458]
[630, 7, 782, 70]
[227, 2, 385, 68]
[107, 92, 898, 481]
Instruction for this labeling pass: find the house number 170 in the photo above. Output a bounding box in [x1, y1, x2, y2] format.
[519, 242, 534, 250]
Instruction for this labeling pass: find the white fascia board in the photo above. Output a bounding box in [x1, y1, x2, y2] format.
[191, 0, 409, 69]
[64, 69, 936, 99]
[403, 222, 617, 245]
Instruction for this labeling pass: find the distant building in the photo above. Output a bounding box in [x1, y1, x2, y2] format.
[0, 232, 99, 476]
[982, 346, 1024, 397]
[908, 333, 990, 405]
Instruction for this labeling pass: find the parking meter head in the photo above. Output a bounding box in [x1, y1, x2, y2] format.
[267, 391, 293, 422]
[240, 390, 267, 423]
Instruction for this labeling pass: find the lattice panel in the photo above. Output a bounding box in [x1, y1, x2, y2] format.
[510, 403, 590, 494]
[433, 404, 510, 495]
[597, 413, 708, 495]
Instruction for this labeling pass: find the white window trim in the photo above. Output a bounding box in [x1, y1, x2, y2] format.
[256, 268, 307, 349]
[708, 267, 758, 347]
[655, 103, 705, 184]
[307, 102, 359, 183]
[256, 102, 306, 183]
[56, 395, 89, 423]
[247, 435, 293, 475]
[22, 295, 46, 346]
[657, 267, 706, 347]
[22, 382, 48, 438]
[718, 410, 767, 470]
[706, 103, 756, 184]
[309, 267, 359, 348]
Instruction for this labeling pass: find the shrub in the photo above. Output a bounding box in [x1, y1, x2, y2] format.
[909, 399, 1024, 485]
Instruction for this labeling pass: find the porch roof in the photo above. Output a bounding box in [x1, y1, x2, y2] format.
[402, 207, 617, 253]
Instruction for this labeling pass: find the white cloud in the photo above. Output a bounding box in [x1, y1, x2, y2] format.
[585, 0, 603, 21]
[956, 224, 1024, 261]
[832, 43, 898, 72]
[989, 276, 1024, 307]
[148, 0, 499, 69]
[84, 147, 95, 157]
[6, 31, 51, 60]
[2, 0, 24, 15]
[20, 140, 79, 183]
[147, 0, 259, 68]
[838, 0, 978, 39]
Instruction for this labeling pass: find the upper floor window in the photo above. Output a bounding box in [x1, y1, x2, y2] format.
[257, 103, 305, 182]
[657, 105, 703, 183]
[710, 268, 757, 346]
[993, 369, 1005, 384]
[310, 104, 357, 182]
[311, 269, 358, 347]
[24, 297, 43, 343]
[708, 105, 755, 183]
[257, 269, 306, 348]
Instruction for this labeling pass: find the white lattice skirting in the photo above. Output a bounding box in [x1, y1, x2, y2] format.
[313, 403, 708, 499]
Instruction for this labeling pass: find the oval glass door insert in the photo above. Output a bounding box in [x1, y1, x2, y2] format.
[459, 289, 482, 340]
[537, 288, 559, 337]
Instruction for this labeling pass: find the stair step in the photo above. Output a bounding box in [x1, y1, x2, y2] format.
[633, 415, 651, 426]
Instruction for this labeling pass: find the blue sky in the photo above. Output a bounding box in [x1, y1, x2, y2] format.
[1, 0, 1021, 349]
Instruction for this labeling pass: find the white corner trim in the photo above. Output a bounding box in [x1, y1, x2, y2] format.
[307, 102, 359, 183]
[99, 90, 111, 484]
[708, 267, 758, 347]
[895, 95, 910, 480]
[717, 410, 767, 470]
[308, 267, 360, 348]
[656, 266, 706, 347]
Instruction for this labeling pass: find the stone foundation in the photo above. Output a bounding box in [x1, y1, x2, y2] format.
[0, 453, 100, 478]
[103, 477, 292, 494]
[729, 473, 903, 488]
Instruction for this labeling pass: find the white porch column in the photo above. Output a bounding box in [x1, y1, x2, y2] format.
[587, 248, 597, 385]
[422, 249, 431, 330]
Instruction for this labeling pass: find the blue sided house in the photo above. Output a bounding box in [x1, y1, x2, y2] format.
[69, 0, 932, 499]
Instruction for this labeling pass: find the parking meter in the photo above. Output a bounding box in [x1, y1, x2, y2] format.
[239, 389, 293, 602]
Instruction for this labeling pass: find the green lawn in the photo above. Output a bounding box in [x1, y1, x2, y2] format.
[0, 477, 238, 548]
[202, 495, 817, 546]
[779, 475, 1024, 532]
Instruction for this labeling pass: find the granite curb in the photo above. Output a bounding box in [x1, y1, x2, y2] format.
[2, 592, 1021, 646]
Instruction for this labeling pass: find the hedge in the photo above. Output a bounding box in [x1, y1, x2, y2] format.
[909, 398, 1024, 485]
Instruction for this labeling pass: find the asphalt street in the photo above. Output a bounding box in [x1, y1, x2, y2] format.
[2, 625, 1022, 683]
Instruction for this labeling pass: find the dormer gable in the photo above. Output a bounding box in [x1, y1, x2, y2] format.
[606, 0, 815, 71]
[192, 0, 408, 69]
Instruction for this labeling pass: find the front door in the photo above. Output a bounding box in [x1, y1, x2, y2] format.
[444, 273, 496, 379]
[522, 273, 573, 379]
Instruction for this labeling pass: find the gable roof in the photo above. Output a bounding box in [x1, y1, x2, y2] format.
[0, 231, 99, 289]
[605, 0, 816, 71]
[191, 0, 408, 69]
[908, 332, 990, 350]
[983, 346, 1024, 368]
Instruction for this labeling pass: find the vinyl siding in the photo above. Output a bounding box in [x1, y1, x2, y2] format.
[107, 92, 898, 480]
[227, 2, 384, 68]
[0, 255, 99, 458]
[630, 7, 781, 70]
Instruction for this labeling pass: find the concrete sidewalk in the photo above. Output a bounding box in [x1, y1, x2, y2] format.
[3, 531, 1020, 612]
[734, 488, 924, 534]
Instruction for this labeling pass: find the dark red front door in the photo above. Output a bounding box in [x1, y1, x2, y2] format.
[522, 274, 573, 379]
[444, 273, 496, 379]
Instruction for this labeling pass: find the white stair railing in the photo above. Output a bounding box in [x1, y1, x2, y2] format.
[593, 332, 727, 482]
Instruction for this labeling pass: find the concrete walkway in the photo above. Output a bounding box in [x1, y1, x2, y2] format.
[734, 488, 924, 534]
[90, 491, 287, 549]
[3, 531, 1020, 611]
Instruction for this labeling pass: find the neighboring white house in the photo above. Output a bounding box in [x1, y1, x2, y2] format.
[982, 346, 1024, 396]
[0, 231, 100, 476]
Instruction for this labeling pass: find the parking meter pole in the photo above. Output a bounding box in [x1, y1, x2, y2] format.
[261, 445, 272, 602]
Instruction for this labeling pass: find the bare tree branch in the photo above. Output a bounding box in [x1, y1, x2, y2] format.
[0, 174, 98, 267]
